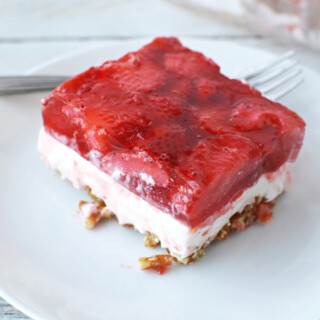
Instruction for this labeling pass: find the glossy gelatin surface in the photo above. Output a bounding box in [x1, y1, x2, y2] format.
[41, 37, 305, 228]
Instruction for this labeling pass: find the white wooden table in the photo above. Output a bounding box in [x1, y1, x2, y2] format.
[0, 1, 319, 319]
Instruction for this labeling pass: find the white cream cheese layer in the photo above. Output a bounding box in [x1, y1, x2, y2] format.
[38, 128, 290, 261]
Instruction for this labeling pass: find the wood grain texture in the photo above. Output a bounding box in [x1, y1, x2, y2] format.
[0, 0, 250, 40]
[1, 38, 319, 76]
[0, 297, 30, 319]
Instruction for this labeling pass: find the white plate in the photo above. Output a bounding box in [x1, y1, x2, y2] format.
[0, 38, 319, 320]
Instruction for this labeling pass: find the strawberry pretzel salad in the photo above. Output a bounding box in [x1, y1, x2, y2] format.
[38, 37, 305, 271]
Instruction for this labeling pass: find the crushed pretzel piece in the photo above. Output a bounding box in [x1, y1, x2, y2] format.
[144, 232, 160, 248]
[230, 205, 256, 232]
[138, 254, 173, 273]
[215, 224, 230, 241]
[78, 200, 112, 229]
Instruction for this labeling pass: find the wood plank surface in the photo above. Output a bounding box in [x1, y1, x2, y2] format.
[0, 297, 29, 319]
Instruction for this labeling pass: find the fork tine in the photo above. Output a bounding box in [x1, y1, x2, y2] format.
[266, 77, 304, 101]
[240, 50, 295, 80]
[249, 60, 298, 87]
[258, 68, 302, 94]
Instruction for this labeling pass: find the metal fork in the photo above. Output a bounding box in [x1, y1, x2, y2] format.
[0, 75, 69, 95]
[236, 50, 304, 100]
[0, 51, 303, 99]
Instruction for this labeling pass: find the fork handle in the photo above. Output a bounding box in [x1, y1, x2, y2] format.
[0, 75, 70, 95]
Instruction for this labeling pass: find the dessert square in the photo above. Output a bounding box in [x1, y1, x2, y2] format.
[38, 37, 305, 264]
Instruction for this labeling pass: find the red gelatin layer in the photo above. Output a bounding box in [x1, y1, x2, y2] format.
[41, 37, 305, 228]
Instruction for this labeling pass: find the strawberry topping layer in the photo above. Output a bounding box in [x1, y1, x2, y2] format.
[41, 37, 305, 228]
